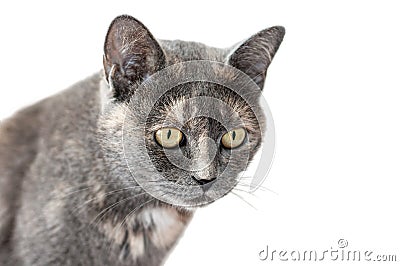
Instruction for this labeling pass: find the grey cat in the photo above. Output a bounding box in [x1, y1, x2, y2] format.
[0, 15, 284, 266]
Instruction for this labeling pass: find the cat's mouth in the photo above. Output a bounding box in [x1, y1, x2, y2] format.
[155, 177, 237, 208]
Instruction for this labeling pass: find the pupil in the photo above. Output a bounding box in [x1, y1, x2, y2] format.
[167, 129, 172, 139]
[232, 131, 236, 140]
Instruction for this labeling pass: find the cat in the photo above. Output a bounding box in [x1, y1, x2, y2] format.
[0, 15, 284, 266]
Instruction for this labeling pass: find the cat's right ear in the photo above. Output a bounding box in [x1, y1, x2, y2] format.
[103, 15, 165, 101]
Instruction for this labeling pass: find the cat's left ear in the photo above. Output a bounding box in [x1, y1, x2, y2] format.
[228, 26, 285, 90]
[103, 15, 165, 101]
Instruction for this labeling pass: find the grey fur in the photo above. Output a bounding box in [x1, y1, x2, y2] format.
[0, 15, 284, 266]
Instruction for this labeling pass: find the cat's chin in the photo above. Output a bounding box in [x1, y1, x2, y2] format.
[176, 205, 197, 213]
[158, 190, 228, 210]
[167, 202, 209, 213]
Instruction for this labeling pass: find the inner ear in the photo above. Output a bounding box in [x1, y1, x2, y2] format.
[228, 26, 285, 89]
[103, 15, 165, 101]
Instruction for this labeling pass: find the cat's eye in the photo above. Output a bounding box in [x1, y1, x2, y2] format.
[155, 127, 183, 148]
[221, 128, 246, 149]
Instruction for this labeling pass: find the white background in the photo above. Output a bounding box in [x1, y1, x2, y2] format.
[1, 1, 400, 265]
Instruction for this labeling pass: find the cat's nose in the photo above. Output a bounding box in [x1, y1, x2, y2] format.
[191, 175, 216, 192]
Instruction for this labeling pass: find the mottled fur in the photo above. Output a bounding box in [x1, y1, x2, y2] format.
[0, 15, 284, 265]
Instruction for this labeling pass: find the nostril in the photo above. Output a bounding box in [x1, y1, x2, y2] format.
[191, 175, 216, 185]
[191, 175, 216, 192]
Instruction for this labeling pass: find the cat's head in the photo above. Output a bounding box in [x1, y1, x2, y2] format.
[98, 15, 284, 208]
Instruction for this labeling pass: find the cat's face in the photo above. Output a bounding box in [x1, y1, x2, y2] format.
[98, 15, 284, 207]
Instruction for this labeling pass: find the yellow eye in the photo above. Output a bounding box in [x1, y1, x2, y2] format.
[221, 128, 246, 149]
[155, 128, 183, 148]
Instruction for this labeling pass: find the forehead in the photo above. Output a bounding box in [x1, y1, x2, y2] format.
[159, 40, 227, 63]
[145, 82, 260, 133]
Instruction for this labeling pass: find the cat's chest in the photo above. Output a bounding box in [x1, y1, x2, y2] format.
[100, 206, 192, 262]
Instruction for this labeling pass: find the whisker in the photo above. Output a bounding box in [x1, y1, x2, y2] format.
[90, 191, 149, 227]
[235, 183, 278, 195]
[104, 197, 158, 258]
[232, 187, 259, 199]
[91, 185, 170, 229]
[236, 180, 279, 195]
[230, 190, 258, 211]
[57, 179, 165, 200]
[60, 183, 141, 199]
[58, 181, 137, 195]
[71, 186, 141, 215]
